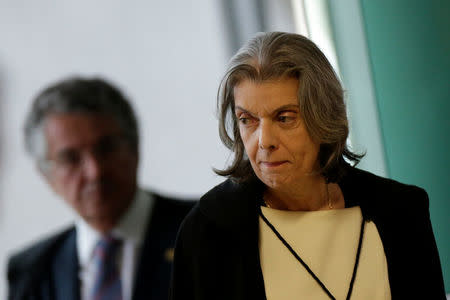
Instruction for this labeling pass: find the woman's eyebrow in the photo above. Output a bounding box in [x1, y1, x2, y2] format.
[234, 104, 299, 116]
[234, 106, 250, 114]
[272, 104, 300, 114]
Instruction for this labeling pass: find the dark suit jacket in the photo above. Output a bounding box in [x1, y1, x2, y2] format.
[170, 166, 446, 299]
[8, 192, 195, 300]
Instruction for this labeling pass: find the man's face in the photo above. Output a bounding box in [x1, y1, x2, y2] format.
[42, 113, 138, 233]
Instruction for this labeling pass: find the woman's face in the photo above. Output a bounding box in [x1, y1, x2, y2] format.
[234, 77, 320, 190]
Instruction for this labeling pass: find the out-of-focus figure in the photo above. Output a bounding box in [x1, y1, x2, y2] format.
[8, 76, 194, 300]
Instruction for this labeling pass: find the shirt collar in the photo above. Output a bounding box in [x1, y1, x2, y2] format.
[75, 188, 154, 267]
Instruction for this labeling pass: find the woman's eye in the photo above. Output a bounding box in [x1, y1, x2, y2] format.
[238, 117, 248, 124]
[278, 114, 295, 123]
[238, 115, 255, 125]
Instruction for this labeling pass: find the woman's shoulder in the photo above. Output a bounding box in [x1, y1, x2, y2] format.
[201, 178, 244, 202]
[179, 178, 262, 236]
[349, 167, 427, 197]
[342, 166, 429, 218]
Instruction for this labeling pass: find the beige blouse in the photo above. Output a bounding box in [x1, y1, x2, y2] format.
[259, 206, 391, 300]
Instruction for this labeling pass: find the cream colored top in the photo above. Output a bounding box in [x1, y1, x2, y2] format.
[259, 206, 391, 300]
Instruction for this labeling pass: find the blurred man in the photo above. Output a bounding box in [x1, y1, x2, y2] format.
[7, 77, 194, 300]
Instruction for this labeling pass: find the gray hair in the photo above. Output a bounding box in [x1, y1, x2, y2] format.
[24, 76, 139, 163]
[215, 32, 363, 183]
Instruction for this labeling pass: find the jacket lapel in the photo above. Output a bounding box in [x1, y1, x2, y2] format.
[51, 229, 80, 300]
[247, 199, 267, 300]
[132, 195, 176, 300]
[199, 178, 268, 299]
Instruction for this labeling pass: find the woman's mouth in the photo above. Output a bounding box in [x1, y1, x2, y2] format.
[260, 161, 288, 168]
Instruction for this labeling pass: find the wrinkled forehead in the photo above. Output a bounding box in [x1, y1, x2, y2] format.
[233, 78, 300, 112]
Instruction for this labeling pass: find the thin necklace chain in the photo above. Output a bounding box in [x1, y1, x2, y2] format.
[327, 183, 332, 209]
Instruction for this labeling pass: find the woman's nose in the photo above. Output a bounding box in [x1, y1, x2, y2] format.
[258, 121, 278, 150]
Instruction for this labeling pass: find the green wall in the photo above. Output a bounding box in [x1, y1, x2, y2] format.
[361, 0, 450, 292]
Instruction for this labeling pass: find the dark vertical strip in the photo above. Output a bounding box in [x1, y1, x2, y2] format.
[255, 0, 267, 32]
[219, 0, 268, 56]
[219, 0, 241, 56]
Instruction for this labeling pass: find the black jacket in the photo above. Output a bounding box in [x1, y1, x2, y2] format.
[8, 193, 195, 300]
[170, 166, 446, 299]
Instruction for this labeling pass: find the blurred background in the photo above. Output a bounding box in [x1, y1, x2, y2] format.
[0, 0, 448, 297]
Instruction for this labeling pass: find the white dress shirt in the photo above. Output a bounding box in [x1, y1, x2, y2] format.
[76, 188, 154, 300]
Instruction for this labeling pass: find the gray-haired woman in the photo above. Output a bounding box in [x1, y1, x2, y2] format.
[170, 32, 445, 300]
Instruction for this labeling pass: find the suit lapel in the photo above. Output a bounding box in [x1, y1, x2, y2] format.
[51, 229, 80, 300]
[132, 195, 176, 300]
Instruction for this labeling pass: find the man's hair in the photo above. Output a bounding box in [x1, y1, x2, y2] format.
[215, 32, 363, 183]
[24, 76, 139, 162]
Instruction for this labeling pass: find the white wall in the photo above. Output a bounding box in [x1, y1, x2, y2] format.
[0, 1, 230, 297]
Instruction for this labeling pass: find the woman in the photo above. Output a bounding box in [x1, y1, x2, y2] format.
[170, 32, 445, 299]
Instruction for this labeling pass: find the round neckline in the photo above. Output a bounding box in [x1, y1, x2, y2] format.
[260, 205, 361, 215]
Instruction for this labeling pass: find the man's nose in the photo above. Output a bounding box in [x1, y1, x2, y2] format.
[81, 153, 104, 179]
[258, 120, 278, 150]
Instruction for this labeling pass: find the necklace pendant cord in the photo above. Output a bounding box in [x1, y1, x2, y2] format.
[259, 210, 366, 300]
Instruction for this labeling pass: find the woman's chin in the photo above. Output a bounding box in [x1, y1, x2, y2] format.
[259, 174, 291, 190]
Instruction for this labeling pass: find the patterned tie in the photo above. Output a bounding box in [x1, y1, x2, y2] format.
[91, 235, 123, 300]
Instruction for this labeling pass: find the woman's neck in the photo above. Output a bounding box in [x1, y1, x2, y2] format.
[264, 176, 342, 211]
